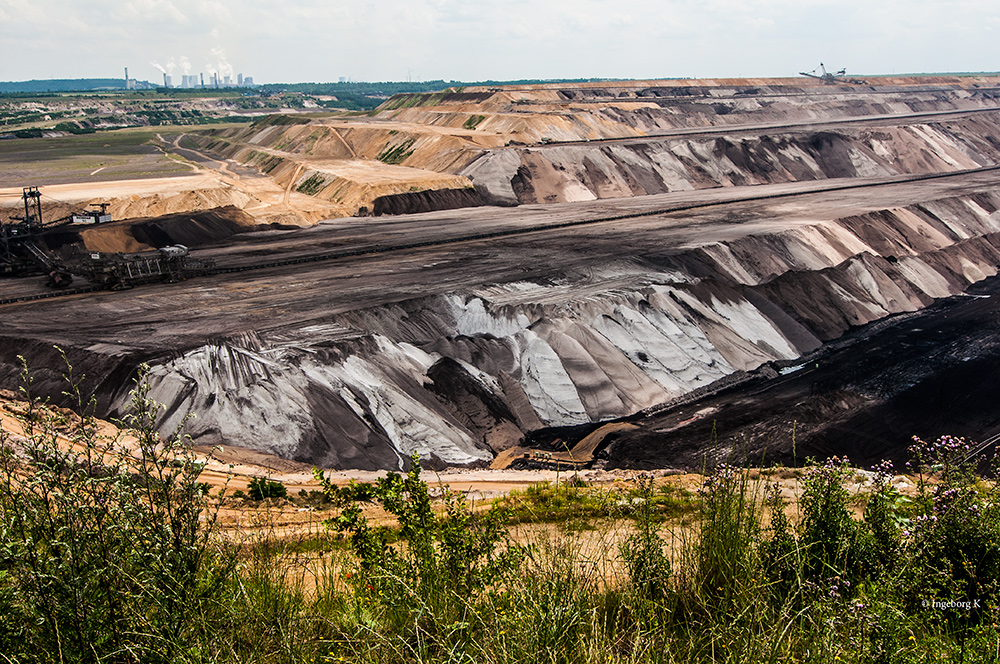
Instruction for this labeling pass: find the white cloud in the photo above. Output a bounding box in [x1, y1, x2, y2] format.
[121, 0, 188, 24]
[0, 0, 997, 83]
[195, 0, 230, 22]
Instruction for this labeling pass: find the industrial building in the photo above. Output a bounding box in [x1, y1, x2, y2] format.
[148, 67, 257, 89]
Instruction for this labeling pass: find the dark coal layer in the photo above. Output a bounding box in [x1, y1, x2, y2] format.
[598, 276, 1000, 471]
[371, 188, 485, 216]
[127, 206, 257, 248]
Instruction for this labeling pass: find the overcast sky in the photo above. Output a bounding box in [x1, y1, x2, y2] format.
[1, 0, 997, 84]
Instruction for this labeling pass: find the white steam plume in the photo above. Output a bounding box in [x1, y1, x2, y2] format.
[210, 46, 234, 78]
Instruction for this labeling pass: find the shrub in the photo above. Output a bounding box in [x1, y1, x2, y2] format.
[0, 355, 230, 663]
[759, 482, 799, 595]
[799, 457, 872, 583]
[692, 464, 761, 609]
[619, 475, 672, 599]
[248, 476, 287, 501]
[315, 455, 522, 642]
[901, 435, 1000, 621]
[864, 460, 907, 572]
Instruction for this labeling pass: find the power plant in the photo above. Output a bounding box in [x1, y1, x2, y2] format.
[123, 64, 255, 90]
[153, 68, 255, 89]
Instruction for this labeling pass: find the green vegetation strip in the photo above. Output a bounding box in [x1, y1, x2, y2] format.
[463, 114, 486, 130]
[496, 478, 696, 524]
[296, 173, 328, 195]
[4, 355, 1000, 662]
[376, 137, 416, 164]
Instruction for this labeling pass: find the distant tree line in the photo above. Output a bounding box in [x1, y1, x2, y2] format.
[0, 77, 624, 110]
[258, 78, 624, 111]
[0, 79, 130, 93]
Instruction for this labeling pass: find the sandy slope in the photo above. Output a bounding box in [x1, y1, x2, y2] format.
[6, 77, 1000, 226]
[3, 388, 939, 555]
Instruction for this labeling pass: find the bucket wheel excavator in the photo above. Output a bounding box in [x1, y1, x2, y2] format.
[800, 63, 866, 85]
[0, 187, 78, 287]
[1, 186, 213, 291]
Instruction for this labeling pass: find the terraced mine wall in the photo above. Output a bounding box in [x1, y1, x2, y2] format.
[7, 80, 1000, 470]
[384, 82, 1000, 143]
[6, 188, 987, 471]
[463, 114, 1000, 205]
[182, 83, 1000, 217]
[185, 112, 1000, 216]
[183, 124, 482, 217]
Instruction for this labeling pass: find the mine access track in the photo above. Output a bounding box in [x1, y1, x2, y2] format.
[520, 107, 1000, 149]
[4, 165, 1000, 307]
[506, 85, 1000, 102]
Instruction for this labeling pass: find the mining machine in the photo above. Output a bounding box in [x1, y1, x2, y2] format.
[800, 63, 866, 85]
[1, 186, 77, 286]
[1, 186, 214, 290]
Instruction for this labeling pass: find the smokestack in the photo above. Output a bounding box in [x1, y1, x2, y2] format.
[200, 72, 205, 87]
[124, 67, 129, 90]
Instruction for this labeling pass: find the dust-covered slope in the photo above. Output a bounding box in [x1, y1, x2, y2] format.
[93, 188, 1000, 469]
[463, 115, 1000, 204]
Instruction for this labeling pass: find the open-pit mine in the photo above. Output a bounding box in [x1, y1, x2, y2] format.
[4, 74, 1000, 471]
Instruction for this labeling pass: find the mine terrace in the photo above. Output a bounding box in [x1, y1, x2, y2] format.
[4, 74, 1000, 472]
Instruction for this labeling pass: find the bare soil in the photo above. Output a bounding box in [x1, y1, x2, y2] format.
[5, 78, 1000, 474]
